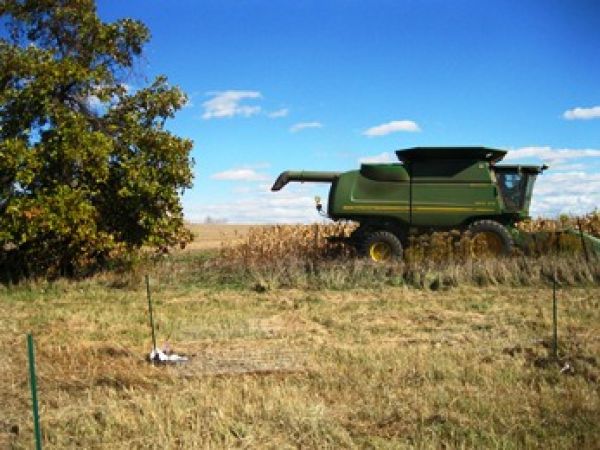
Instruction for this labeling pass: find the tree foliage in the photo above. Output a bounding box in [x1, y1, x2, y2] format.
[0, 0, 194, 280]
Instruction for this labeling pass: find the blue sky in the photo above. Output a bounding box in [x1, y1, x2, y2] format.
[98, 0, 600, 223]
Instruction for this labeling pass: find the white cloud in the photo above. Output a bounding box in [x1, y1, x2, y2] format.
[257, 183, 274, 192]
[500, 146, 600, 215]
[534, 172, 600, 195]
[359, 152, 395, 163]
[290, 122, 323, 133]
[530, 171, 600, 217]
[563, 106, 600, 120]
[503, 146, 600, 165]
[211, 168, 268, 181]
[202, 90, 262, 119]
[268, 108, 289, 118]
[363, 120, 420, 137]
[186, 183, 330, 224]
[546, 163, 585, 171]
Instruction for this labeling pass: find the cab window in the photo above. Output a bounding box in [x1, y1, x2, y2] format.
[496, 171, 524, 211]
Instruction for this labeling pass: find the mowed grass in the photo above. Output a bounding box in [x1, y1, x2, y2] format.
[1, 266, 599, 449]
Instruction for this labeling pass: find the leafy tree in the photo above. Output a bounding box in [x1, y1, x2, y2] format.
[0, 0, 194, 279]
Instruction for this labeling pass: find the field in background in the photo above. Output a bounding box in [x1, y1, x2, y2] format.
[184, 212, 600, 256]
[1, 218, 599, 448]
[184, 223, 254, 251]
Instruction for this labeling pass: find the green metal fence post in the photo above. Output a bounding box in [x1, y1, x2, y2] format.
[27, 333, 42, 450]
[552, 274, 558, 361]
[146, 275, 157, 353]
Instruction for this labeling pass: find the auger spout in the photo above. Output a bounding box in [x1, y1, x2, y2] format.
[271, 171, 341, 191]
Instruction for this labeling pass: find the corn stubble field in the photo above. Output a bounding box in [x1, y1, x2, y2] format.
[2, 215, 600, 449]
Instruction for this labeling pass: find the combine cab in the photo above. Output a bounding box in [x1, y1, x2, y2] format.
[272, 147, 548, 261]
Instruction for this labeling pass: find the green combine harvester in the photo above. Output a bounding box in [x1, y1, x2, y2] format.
[272, 147, 600, 261]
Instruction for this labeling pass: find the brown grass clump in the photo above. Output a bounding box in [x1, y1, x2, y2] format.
[405, 230, 488, 264]
[199, 215, 600, 292]
[515, 212, 600, 256]
[218, 224, 490, 269]
[220, 222, 357, 263]
[218, 214, 599, 270]
[518, 211, 600, 237]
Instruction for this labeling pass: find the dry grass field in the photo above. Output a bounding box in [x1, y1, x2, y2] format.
[1, 221, 599, 449]
[183, 224, 254, 251]
[2, 279, 599, 449]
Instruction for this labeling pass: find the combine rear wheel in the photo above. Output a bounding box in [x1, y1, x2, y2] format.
[469, 220, 513, 257]
[360, 231, 403, 262]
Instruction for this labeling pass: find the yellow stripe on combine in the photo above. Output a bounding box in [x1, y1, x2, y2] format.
[342, 205, 495, 213]
[413, 206, 496, 212]
[342, 205, 409, 211]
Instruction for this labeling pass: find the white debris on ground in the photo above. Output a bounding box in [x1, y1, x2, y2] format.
[148, 345, 188, 363]
[560, 361, 574, 374]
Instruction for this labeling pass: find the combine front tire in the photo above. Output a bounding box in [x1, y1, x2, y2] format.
[360, 231, 403, 262]
[468, 220, 513, 256]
